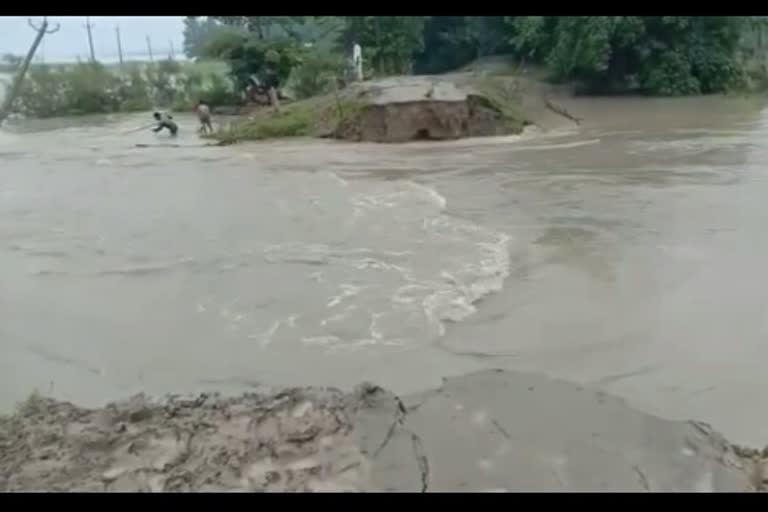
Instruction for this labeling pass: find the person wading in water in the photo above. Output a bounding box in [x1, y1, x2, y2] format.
[196, 100, 213, 134]
[152, 111, 178, 136]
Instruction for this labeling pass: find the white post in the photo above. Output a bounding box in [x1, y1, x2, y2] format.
[353, 43, 363, 82]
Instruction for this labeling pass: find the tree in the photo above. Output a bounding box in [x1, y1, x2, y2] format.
[506, 16, 753, 95]
[340, 16, 428, 75]
[183, 17, 231, 59]
[190, 15, 760, 99]
[413, 16, 511, 74]
[207, 16, 312, 41]
[1, 53, 23, 69]
[202, 30, 301, 109]
[202, 17, 348, 106]
[412, 16, 476, 74]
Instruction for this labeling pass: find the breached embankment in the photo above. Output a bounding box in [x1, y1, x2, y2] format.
[211, 72, 579, 145]
[332, 77, 527, 143]
[1, 369, 763, 492]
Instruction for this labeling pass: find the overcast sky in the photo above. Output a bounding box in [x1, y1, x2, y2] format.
[0, 16, 184, 61]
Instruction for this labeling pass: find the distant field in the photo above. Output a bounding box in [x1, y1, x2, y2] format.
[0, 59, 229, 77]
[102, 59, 229, 76]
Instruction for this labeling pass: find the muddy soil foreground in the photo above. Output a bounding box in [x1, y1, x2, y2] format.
[1, 369, 762, 492]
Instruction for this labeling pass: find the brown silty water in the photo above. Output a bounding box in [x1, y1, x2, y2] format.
[2, 95, 768, 446]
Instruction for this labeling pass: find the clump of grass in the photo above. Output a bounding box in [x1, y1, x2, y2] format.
[15, 389, 46, 417]
[212, 108, 312, 144]
[464, 75, 528, 132]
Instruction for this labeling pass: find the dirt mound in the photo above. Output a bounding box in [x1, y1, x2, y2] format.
[336, 95, 518, 143]
[0, 386, 380, 492]
[2, 370, 760, 492]
[211, 75, 534, 145]
[335, 77, 527, 143]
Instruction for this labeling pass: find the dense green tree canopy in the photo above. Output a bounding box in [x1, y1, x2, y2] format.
[185, 15, 768, 97]
[506, 16, 763, 94]
[339, 16, 428, 75]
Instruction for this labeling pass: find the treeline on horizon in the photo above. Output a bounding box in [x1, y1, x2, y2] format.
[4, 16, 768, 120]
[186, 16, 768, 97]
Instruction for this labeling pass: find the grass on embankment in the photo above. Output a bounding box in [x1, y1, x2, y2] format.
[208, 92, 367, 144]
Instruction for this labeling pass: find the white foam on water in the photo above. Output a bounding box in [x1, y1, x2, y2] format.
[406, 181, 448, 210]
[508, 138, 601, 152]
[629, 135, 751, 156]
[302, 335, 341, 346]
[258, 319, 283, 349]
[210, 171, 512, 351]
[327, 284, 363, 309]
[316, 179, 511, 346]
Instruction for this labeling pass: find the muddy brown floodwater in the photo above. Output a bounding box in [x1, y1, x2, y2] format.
[2, 95, 768, 449]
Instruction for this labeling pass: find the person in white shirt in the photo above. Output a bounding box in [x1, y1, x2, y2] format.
[196, 100, 213, 134]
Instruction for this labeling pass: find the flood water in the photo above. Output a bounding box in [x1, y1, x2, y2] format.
[2, 96, 768, 445]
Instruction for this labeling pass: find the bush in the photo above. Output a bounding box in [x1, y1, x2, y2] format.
[641, 51, 701, 96]
[12, 60, 240, 118]
[290, 49, 348, 99]
[171, 67, 240, 111]
[157, 58, 182, 74]
[509, 16, 756, 96]
[202, 73, 240, 106]
[202, 32, 302, 93]
[16, 65, 66, 117]
[59, 62, 123, 115]
[0, 53, 21, 73]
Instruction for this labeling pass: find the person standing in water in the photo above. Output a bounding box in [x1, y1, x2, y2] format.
[196, 100, 213, 134]
[152, 111, 178, 136]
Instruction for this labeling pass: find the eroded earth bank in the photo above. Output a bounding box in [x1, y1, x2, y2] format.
[1, 369, 764, 492]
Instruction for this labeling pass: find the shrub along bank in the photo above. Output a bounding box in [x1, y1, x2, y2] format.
[10, 59, 239, 118]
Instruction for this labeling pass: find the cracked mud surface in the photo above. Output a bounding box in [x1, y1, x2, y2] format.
[0, 370, 763, 492]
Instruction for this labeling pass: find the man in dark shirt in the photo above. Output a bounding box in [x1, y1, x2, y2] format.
[152, 111, 178, 136]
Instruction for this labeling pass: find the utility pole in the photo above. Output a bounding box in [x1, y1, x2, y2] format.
[115, 26, 124, 66]
[0, 17, 61, 125]
[169, 40, 175, 59]
[146, 35, 154, 62]
[84, 16, 96, 62]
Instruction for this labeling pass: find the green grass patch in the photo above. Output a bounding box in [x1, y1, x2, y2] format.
[209, 93, 367, 143]
[214, 108, 312, 144]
